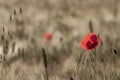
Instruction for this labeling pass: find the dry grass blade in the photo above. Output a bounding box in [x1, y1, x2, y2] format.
[75, 52, 83, 70]
[12, 42, 16, 53]
[35, 73, 41, 80]
[6, 53, 21, 65]
[8, 31, 13, 40]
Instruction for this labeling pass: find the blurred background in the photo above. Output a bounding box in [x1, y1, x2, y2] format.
[0, 0, 120, 80]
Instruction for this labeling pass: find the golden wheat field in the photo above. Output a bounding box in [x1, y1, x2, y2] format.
[0, 0, 120, 80]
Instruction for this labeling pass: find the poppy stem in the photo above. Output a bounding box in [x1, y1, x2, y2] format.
[88, 51, 97, 79]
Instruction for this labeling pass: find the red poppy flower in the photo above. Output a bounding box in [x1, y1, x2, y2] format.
[44, 33, 53, 43]
[81, 33, 101, 50]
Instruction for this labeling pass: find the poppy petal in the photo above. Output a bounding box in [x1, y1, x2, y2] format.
[90, 34, 97, 42]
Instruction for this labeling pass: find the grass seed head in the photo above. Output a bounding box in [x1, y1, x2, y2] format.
[3, 26, 4, 32]
[21, 48, 24, 57]
[10, 14, 12, 21]
[18, 48, 21, 57]
[111, 48, 119, 56]
[12, 42, 16, 53]
[1, 35, 4, 41]
[70, 77, 73, 80]
[89, 20, 93, 33]
[3, 40, 9, 55]
[14, 9, 16, 15]
[20, 7, 22, 14]
[42, 48, 47, 68]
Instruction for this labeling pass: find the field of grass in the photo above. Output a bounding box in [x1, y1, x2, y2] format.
[0, 0, 120, 80]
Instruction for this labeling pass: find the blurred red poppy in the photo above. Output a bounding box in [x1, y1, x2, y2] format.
[81, 33, 101, 50]
[44, 33, 53, 43]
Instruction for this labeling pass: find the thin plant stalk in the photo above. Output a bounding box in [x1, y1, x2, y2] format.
[42, 48, 49, 80]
